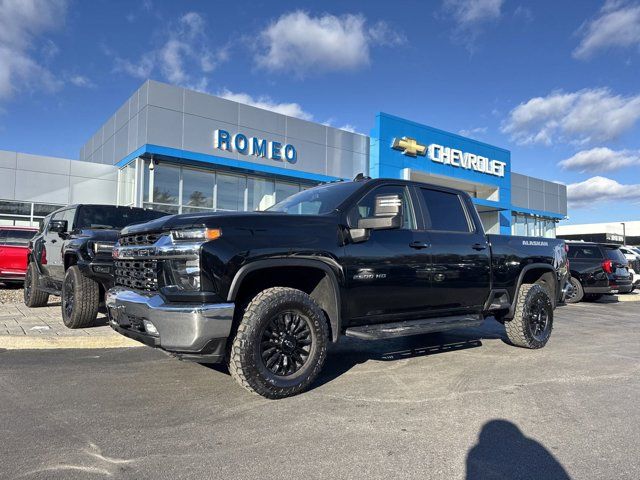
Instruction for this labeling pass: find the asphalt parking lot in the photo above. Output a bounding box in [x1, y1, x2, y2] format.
[1, 300, 638, 480]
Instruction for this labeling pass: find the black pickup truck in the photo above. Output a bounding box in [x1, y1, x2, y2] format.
[24, 204, 167, 328]
[107, 177, 570, 398]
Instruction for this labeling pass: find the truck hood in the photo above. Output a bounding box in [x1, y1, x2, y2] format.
[74, 228, 121, 242]
[120, 211, 328, 235]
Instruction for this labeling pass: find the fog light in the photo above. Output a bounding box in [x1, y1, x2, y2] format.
[143, 320, 159, 336]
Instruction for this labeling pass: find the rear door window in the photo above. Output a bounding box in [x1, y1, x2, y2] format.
[418, 188, 471, 233]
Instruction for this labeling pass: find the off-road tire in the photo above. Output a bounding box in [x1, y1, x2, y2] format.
[505, 283, 553, 349]
[228, 287, 329, 399]
[23, 262, 49, 307]
[61, 266, 100, 329]
[565, 277, 583, 304]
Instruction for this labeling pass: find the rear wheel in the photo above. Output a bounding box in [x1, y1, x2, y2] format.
[228, 287, 329, 399]
[505, 283, 553, 349]
[565, 277, 583, 304]
[23, 263, 49, 307]
[61, 266, 100, 329]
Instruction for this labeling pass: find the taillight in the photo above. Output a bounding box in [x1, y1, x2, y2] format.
[602, 259, 613, 274]
[40, 248, 47, 265]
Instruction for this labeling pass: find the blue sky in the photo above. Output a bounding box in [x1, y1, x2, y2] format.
[0, 0, 639, 224]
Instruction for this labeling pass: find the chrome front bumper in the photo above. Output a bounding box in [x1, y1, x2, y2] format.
[560, 281, 574, 302]
[106, 287, 234, 353]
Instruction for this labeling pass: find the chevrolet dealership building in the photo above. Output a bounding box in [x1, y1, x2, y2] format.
[0, 80, 567, 236]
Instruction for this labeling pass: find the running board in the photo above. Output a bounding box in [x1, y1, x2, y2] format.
[344, 314, 484, 340]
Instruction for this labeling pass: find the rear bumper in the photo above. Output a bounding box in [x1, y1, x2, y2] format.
[0, 270, 26, 281]
[106, 287, 234, 362]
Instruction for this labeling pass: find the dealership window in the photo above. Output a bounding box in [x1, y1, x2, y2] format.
[130, 160, 312, 214]
[248, 177, 275, 211]
[511, 213, 557, 238]
[0, 200, 63, 227]
[117, 162, 136, 206]
[182, 168, 214, 210]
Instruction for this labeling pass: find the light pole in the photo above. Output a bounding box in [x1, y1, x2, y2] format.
[621, 222, 626, 245]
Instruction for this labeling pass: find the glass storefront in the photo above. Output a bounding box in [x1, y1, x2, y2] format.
[0, 199, 63, 226]
[511, 212, 557, 238]
[120, 159, 311, 214]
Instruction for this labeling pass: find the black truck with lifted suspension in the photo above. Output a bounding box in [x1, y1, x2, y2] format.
[106, 177, 571, 398]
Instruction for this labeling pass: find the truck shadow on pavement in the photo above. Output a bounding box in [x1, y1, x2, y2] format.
[466, 419, 571, 479]
[311, 318, 509, 391]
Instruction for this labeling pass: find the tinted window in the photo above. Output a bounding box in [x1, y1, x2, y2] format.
[604, 246, 627, 264]
[75, 206, 168, 230]
[347, 185, 416, 230]
[268, 182, 362, 216]
[568, 246, 603, 259]
[419, 189, 470, 232]
[4, 229, 36, 246]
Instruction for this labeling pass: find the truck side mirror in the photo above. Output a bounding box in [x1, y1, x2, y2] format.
[357, 194, 403, 230]
[350, 194, 403, 243]
[49, 219, 67, 234]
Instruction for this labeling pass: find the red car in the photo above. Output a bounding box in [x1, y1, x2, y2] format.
[0, 226, 38, 285]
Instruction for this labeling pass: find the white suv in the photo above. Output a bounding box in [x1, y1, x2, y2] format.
[619, 246, 640, 292]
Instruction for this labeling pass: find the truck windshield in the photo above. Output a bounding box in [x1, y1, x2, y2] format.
[267, 182, 362, 215]
[75, 206, 168, 230]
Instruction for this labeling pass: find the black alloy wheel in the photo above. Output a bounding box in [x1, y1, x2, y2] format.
[260, 311, 312, 376]
[525, 295, 550, 342]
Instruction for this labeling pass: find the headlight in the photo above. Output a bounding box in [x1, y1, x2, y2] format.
[165, 258, 201, 290]
[171, 228, 221, 241]
[87, 241, 116, 258]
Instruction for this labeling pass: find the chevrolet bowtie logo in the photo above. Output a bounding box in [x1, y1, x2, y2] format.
[391, 137, 427, 157]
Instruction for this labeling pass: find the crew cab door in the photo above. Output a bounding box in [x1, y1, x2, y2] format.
[415, 187, 491, 314]
[343, 184, 432, 324]
[43, 208, 75, 282]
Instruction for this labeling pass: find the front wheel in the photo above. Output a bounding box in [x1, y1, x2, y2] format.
[228, 287, 329, 399]
[505, 283, 553, 349]
[61, 266, 100, 329]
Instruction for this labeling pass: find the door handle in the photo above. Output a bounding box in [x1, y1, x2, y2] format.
[472, 243, 487, 251]
[409, 241, 430, 249]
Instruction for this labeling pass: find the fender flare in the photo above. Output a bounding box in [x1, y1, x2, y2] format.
[227, 258, 343, 342]
[506, 263, 557, 318]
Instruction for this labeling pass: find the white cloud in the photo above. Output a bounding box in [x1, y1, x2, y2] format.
[559, 147, 640, 172]
[68, 75, 95, 88]
[442, 0, 504, 49]
[458, 126, 487, 138]
[502, 88, 640, 145]
[574, 1, 640, 59]
[567, 176, 640, 207]
[0, 0, 67, 99]
[255, 11, 404, 76]
[217, 89, 313, 120]
[114, 12, 228, 90]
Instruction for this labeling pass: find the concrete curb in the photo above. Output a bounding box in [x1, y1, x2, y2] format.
[0, 335, 142, 350]
[614, 293, 640, 302]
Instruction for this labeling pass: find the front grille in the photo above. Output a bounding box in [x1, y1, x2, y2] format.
[115, 259, 159, 291]
[119, 233, 162, 246]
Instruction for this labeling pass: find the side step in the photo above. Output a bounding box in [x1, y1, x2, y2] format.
[344, 314, 483, 340]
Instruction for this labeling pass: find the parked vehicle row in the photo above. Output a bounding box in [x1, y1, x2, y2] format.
[0, 227, 38, 285]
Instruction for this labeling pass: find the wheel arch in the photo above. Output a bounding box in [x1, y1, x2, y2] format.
[506, 263, 557, 319]
[228, 259, 343, 342]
